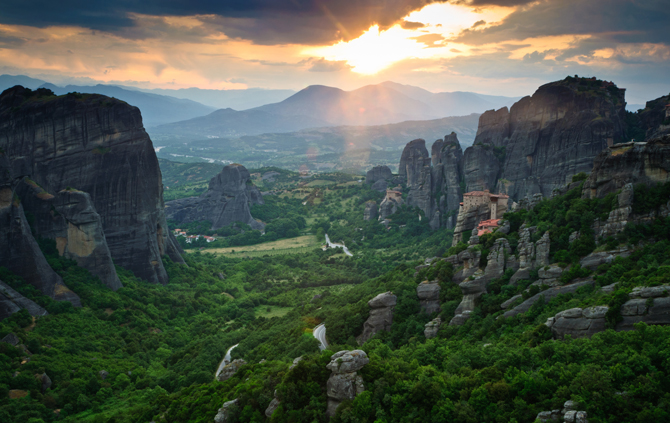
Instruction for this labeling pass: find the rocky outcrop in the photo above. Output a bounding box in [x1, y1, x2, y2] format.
[378, 191, 403, 220]
[326, 350, 368, 417]
[401, 140, 435, 221]
[634, 94, 670, 140]
[357, 292, 396, 344]
[0, 159, 81, 306]
[493, 77, 626, 199]
[0, 279, 48, 321]
[265, 391, 280, 418]
[416, 281, 441, 314]
[363, 201, 378, 221]
[483, 238, 515, 281]
[37, 373, 51, 393]
[365, 166, 392, 185]
[166, 164, 264, 231]
[450, 277, 486, 326]
[17, 180, 121, 290]
[510, 228, 550, 284]
[618, 287, 670, 331]
[431, 133, 465, 228]
[537, 401, 588, 423]
[579, 247, 630, 271]
[216, 359, 246, 382]
[424, 317, 441, 339]
[582, 135, 670, 199]
[446, 246, 482, 283]
[0, 86, 184, 286]
[546, 306, 608, 339]
[474, 107, 511, 147]
[503, 279, 595, 318]
[214, 399, 239, 423]
[371, 179, 387, 192]
[451, 204, 491, 245]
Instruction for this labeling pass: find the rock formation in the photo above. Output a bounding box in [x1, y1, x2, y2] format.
[503, 279, 595, 319]
[491, 77, 627, 199]
[483, 238, 516, 281]
[424, 318, 441, 339]
[357, 292, 396, 344]
[582, 135, 670, 199]
[16, 180, 121, 290]
[462, 144, 501, 192]
[365, 166, 392, 185]
[632, 93, 670, 140]
[546, 306, 608, 339]
[416, 281, 441, 314]
[0, 279, 48, 321]
[265, 391, 280, 418]
[363, 201, 378, 221]
[371, 179, 388, 192]
[326, 350, 369, 417]
[378, 190, 404, 220]
[430, 133, 465, 228]
[166, 164, 264, 231]
[0, 86, 184, 286]
[214, 399, 239, 423]
[537, 401, 588, 423]
[216, 359, 246, 382]
[509, 228, 550, 284]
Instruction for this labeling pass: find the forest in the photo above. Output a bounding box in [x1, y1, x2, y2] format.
[1, 172, 670, 423]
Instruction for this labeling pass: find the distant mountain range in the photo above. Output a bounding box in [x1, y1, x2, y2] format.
[151, 81, 521, 138]
[133, 87, 296, 110]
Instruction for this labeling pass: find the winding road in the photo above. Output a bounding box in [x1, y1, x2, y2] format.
[313, 324, 328, 351]
[215, 343, 238, 379]
[325, 234, 353, 257]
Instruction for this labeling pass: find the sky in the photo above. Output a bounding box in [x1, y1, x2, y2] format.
[0, 0, 668, 104]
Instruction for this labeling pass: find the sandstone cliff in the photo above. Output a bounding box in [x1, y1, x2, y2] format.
[165, 163, 264, 231]
[0, 86, 184, 286]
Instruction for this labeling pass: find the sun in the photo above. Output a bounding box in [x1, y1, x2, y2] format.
[303, 3, 514, 75]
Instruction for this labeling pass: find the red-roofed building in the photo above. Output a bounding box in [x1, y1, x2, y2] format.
[477, 219, 501, 236]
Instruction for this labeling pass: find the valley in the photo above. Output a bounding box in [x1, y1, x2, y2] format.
[0, 76, 669, 423]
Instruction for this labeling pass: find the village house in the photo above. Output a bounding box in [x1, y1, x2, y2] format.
[477, 219, 501, 236]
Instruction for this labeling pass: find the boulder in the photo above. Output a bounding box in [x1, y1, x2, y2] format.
[38, 373, 51, 393]
[550, 306, 608, 339]
[217, 359, 246, 382]
[214, 399, 239, 423]
[326, 350, 370, 374]
[629, 285, 670, 298]
[424, 318, 441, 339]
[378, 191, 404, 220]
[166, 164, 264, 231]
[289, 356, 303, 370]
[617, 297, 670, 331]
[1, 333, 19, 346]
[500, 294, 523, 310]
[99, 370, 109, 380]
[416, 281, 441, 314]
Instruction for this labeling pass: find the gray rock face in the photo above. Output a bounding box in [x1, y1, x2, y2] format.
[214, 399, 239, 423]
[431, 133, 465, 227]
[1, 333, 19, 346]
[265, 397, 280, 418]
[378, 190, 404, 220]
[289, 356, 303, 370]
[484, 238, 512, 281]
[0, 86, 184, 286]
[462, 144, 501, 192]
[17, 180, 121, 290]
[166, 164, 264, 231]
[617, 296, 670, 331]
[549, 306, 609, 339]
[424, 317, 441, 339]
[500, 294, 523, 310]
[416, 281, 441, 314]
[365, 166, 393, 185]
[503, 279, 595, 318]
[326, 350, 368, 417]
[448, 246, 482, 283]
[510, 228, 551, 284]
[402, 139, 435, 221]
[493, 78, 626, 199]
[580, 247, 630, 271]
[0, 279, 48, 321]
[326, 350, 370, 374]
[216, 359, 246, 382]
[370, 179, 387, 192]
[38, 373, 51, 393]
[357, 292, 396, 344]
[452, 204, 491, 246]
[537, 401, 588, 423]
[0, 167, 81, 306]
[475, 107, 510, 147]
[363, 201, 378, 221]
[582, 135, 670, 199]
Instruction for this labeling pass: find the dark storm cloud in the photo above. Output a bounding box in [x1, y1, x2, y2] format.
[454, 0, 670, 46]
[0, 0, 452, 45]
